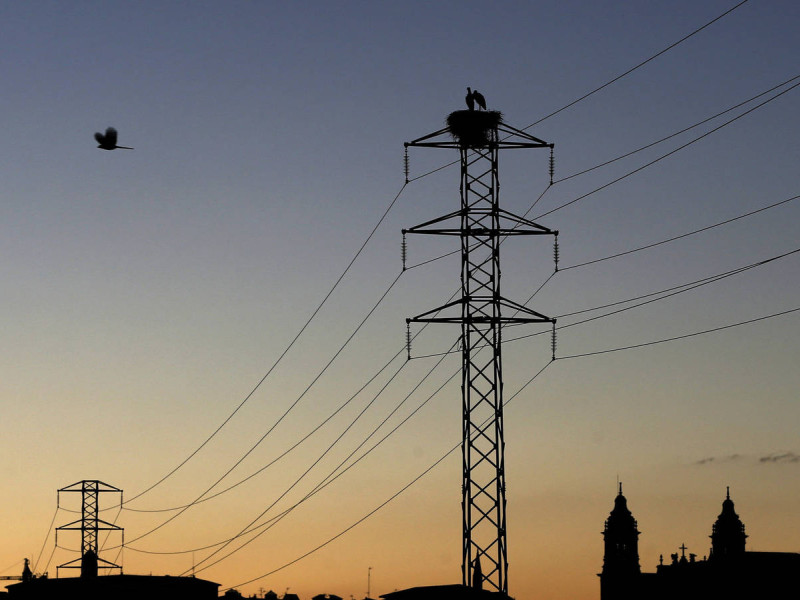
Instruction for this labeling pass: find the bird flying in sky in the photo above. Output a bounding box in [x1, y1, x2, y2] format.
[94, 127, 133, 150]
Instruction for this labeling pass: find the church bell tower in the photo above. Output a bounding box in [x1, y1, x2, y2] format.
[600, 484, 641, 600]
[709, 487, 747, 560]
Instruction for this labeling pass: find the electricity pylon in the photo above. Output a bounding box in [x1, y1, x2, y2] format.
[56, 480, 123, 576]
[404, 109, 556, 594]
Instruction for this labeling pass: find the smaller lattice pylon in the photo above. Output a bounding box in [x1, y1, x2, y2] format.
[55, 480, 123, 577]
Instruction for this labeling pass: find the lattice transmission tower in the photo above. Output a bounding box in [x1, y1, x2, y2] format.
[56, 480, 124, 577]
[403, 108, 557, 594]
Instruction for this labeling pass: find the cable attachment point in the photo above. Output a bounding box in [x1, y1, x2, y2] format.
[402, 232, 408, 271]
[406, 321, 412, 360]
[404, 147, 410, 184]
[549, 146, 555, 186]
[553, 233, 560, 272]
[551, 322, 557, 361]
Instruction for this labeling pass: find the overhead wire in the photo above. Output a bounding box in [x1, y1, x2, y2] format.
[127, 314, 461, 557]
[124, 348, 410, 514]
[407, 246, 800, 359]
[125, 183, 410, 506]
[31, 505, 59, 573]
[0, 558, 24, 576]
[554, 73, 800, 185]
[524, 248, 800, 343]
[520, 0, 751, 130]
[556, 307, 800, 360]
[180, 339, 461, 575]
[560, 193, 800, 271]
[405, 73, 799, 274]
[534, 80, 800, 219]
[414, 190, 800, 358]
[405, 0, 751, 185]
[220, 359, 553, 592]
[556, 248, 800, 322]
[117, 78, 791, 586]
[119, 271, 406, 546]
[222, 286, 800, 590]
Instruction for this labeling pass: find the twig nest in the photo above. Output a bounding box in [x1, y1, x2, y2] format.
[446, 110, 503, 148]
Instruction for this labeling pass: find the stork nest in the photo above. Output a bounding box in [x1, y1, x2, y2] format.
[446, 110, 503, 148]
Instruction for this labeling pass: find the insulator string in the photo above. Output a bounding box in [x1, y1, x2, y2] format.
[553, 234, 560, 272]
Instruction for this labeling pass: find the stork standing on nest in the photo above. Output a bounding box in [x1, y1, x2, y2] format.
[472, 89, 486, 110]
[465, 87, 475, 111]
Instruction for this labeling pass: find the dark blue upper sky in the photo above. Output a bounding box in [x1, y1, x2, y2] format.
[1, 2, 798, 599]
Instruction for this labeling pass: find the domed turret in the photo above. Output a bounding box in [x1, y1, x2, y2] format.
[709, 487, 747, 560]
[602, 483, 641, 575]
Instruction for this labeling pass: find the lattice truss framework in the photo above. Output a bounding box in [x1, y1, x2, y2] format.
[404, 117, 556, 594]
[56, 480, 124, 575]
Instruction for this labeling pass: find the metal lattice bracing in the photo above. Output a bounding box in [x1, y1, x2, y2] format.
[56, 480, 124, 576]
[404, 113, 555, 594]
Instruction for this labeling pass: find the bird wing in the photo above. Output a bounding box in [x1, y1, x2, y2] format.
[94, 132, 105, 144]
[105, 127, 118, 146]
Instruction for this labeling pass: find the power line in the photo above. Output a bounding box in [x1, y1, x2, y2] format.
[406, 1, 750, 186]
[120, 271, 405, 547]
[221, 299, 799, 589]
[534, 80, 800, 219]
[556, 307, 800, 360]
[128, 342, 458, 559]
[125, 184, 409, 506]
[406, 74, 799, 274]
[125, 296, 463, 558]
[419, 246, 800, 356]
[554, 73, 800, 185]
[219, 359, 553, 592]
[561, 193, 800, 271]
[520, 0, 751, 130]
[183, 352, 416, 573]
[124, 349, 409, 514]
[32, 505, 59, 573]
[556, 248, 800, 323]
[552, 249, 800, 332]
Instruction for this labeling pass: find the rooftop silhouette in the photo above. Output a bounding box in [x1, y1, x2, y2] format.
[600, 486, 800, 600]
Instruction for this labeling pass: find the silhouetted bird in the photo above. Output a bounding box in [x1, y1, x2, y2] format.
[473, 89, 486, 110]
[94, 127, 133, 150]
[466, 87, 475, 111]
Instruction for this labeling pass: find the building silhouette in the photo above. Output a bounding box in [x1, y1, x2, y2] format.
[3, 545, 218, 600]
[599, 485, 800, 600]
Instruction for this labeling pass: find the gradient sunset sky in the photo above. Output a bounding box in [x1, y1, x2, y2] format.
[1, 1, 799, 599]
